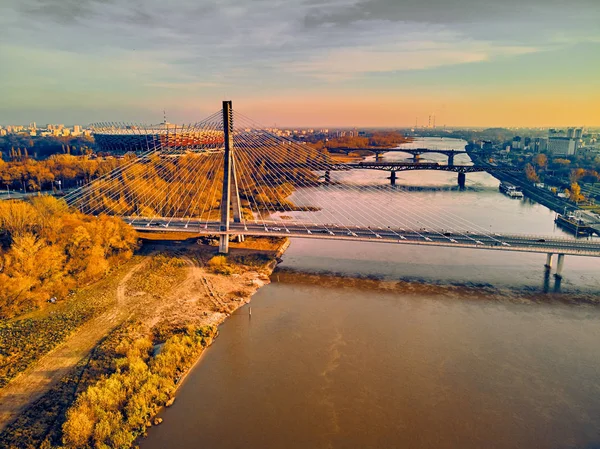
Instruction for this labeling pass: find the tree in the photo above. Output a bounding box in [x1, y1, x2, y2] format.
[525, 163, 539, 182]
[535, 153, 547, 168]
[565, 182, 585, 203]
[570, 168, 586, 183]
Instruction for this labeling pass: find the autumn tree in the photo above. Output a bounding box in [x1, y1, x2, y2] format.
[565, 182, 585, 203]
[525, 163, 539, 182]
[535, 153, 548, 168]
[0, 197, 138, 317]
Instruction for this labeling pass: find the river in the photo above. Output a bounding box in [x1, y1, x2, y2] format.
[142, 138, 600, 449]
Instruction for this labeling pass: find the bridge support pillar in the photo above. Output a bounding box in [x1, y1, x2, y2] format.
[555, 254, 565, 278]
[218, 235, 229, 254]
[375, 152, 383, 161]
[390, 171, 397, 186]
[325, 170, 331, 184]
[448, 153, 455, 166]
[219, 100, 235, 255]
[545, 253, 553, 269]
[458, 172, 466, 189]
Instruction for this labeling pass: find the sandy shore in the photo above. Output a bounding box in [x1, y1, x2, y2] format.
[0, 237, 289, 442]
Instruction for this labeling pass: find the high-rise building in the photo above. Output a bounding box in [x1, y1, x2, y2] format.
[534, 138, 548, 152]
[548, 137, 576, 156]
[512, 136, 522, 150]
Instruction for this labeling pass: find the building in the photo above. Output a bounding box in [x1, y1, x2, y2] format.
[534, 138, 548, 153]
[92, 122, 224, 153]
[548, 137, 576, 156]
[511, 136, 522, 150]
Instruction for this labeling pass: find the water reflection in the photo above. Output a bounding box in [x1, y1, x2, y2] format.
[141, 138, 600, 449]
[142, 282, 600, 449]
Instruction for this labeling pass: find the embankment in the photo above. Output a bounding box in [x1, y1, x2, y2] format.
[0, 237, 289, 448]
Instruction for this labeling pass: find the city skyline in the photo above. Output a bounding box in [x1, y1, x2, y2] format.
[1, 0, 599, 127]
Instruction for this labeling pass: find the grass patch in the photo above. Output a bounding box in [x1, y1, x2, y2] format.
[126, 254, 187, 296]
[230, 236, 287, 251]
[0, 258, 141, 389]
[230, 253, 272, 268]
[207, 255, 235, 275]
[0, 322, 143, 448]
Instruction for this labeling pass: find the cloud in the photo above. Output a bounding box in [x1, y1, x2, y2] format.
[303, 0, 600, 27]
[0, 0, 598, 123]
[284, 34, 539, 80]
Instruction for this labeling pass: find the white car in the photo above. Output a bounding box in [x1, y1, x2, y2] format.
[375, 234, 382, 239]
[272, 227, 282, 231]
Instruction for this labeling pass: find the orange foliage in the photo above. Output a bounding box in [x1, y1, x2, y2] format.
[0, 197, 138, 317]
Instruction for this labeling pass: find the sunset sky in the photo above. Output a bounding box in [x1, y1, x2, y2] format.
[1, 0, 599, 127]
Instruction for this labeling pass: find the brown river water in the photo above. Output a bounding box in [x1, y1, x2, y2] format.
[141, 138, 600, 449]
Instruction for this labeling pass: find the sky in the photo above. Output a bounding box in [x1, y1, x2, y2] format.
[1, 0, 599, 127]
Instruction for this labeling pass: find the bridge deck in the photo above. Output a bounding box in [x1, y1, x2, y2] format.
[126, 219, 600, 257]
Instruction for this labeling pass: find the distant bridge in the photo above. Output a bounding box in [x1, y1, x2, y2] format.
[273, 161, 523, 186]
[330, 147, 469, 165]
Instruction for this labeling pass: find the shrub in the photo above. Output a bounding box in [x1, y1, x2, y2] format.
[61, 325, 216, 448]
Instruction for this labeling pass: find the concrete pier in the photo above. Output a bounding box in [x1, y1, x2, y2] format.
[555, 254, 565, 278]
[390, 171, 397, 186]
[545, 253, 553, 269]
[458, 172, 466, 189]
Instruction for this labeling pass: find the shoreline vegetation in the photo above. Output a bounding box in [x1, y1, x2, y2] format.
[0, 228, 289, 448]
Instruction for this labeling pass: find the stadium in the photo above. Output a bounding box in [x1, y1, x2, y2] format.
[91, 121, 225, 153]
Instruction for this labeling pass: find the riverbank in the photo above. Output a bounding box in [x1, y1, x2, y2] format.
[0, 236, 289, 448]
[465, 147, 577, 216]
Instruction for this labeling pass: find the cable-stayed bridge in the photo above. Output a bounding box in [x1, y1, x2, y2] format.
[64, 101, 600, 279]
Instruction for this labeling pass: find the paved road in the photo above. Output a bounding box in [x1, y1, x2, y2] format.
[125, 218, 600, 257]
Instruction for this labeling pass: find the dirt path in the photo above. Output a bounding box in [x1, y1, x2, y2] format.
[0, 259, 149, 432]
[143, 256, 227, 329]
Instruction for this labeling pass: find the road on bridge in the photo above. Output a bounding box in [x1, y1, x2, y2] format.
[126, 218, 600, 258]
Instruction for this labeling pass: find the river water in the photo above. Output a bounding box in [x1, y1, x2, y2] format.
[142, 138, 600, 449]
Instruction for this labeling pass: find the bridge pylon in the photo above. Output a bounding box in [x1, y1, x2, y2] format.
[219, 100, 243, 254]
